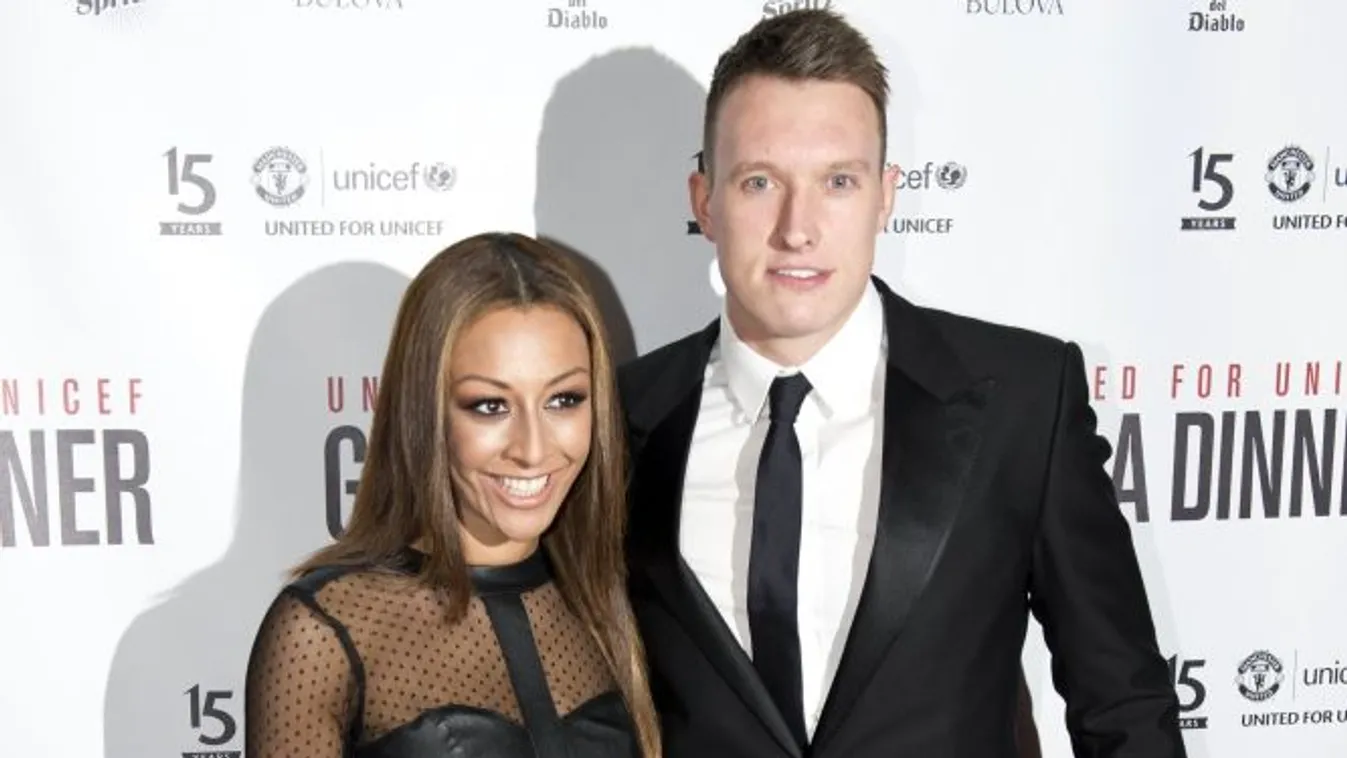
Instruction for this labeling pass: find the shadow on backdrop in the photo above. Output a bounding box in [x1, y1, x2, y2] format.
[534, 47, 719, 366]
[103, 262, 410, 758]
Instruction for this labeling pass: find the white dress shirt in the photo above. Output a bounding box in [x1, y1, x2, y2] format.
[678, 281, 887, 738]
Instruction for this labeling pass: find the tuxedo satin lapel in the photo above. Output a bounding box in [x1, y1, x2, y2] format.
[670, 556, 805, 758]
[810, 363, 994, 751]
[627, 350, 804, 758]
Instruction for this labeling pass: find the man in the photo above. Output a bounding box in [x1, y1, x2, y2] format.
[617, 9, 1184, 758]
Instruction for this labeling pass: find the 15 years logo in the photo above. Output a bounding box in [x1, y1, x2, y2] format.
[1167, 655, 1210, 729]
[160, 147, 223, 236]
[1181, 146, 1236, 231]
[183, 683, 241, 757]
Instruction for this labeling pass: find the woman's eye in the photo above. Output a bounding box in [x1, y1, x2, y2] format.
[466, 399, 508, 415]
[548, 391, 589, 409]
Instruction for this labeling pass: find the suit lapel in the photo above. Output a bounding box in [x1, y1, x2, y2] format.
[626, 323, 805, 758]
[810, 280, 995, 752]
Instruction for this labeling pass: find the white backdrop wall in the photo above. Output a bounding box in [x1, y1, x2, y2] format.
[2, 1, 1345, 756]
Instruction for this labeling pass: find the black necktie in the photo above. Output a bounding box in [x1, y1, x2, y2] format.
[748, 372, 812, 747]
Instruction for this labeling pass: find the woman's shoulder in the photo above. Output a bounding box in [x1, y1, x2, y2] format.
[282, 555, 419, 607]
[254, 558, 420, 652]
[285, 560, 375, 596]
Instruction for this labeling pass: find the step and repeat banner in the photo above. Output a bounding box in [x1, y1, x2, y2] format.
[1, 1, 1344, 756]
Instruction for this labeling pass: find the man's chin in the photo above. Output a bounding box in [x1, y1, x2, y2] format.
[767, 312, 841, 340]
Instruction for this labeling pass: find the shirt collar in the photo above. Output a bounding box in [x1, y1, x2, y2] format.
[719, 280, 886, 422]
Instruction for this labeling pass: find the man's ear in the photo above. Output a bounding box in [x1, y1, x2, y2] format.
[689, 166, 715, 242]
[877, 162, 900, 232]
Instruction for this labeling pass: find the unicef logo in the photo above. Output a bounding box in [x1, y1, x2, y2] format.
[252, 147, 309, 207]
[936, 162, 967, 190]
[1235, 650, 1284, 702]
[423, 163, 456, 192]
[1265, 146, 1314, 203]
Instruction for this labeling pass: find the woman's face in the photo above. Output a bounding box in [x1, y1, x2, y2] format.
[446, 304, 593, 565]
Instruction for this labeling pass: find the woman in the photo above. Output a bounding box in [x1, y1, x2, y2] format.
[244, 232, 660, 758]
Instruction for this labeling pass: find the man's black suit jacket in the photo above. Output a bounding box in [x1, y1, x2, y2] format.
[616, 277, 1185, 758]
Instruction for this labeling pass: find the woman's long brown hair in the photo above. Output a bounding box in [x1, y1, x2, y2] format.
[292, 232, 661, 757]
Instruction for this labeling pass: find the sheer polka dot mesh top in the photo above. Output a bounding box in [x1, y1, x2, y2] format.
[244, 549, 639, 757]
